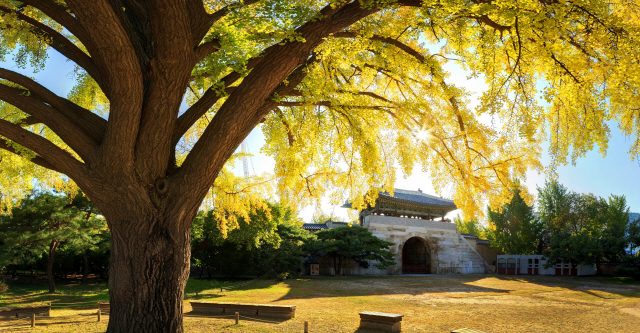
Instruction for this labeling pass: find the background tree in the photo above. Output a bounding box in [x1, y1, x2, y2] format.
[628, 217, 640, 255]
[311, 212, 335, 225]
[307, 225, 395, 275]
[0, 191, 105, 292]
[486, 186, 542, 255]
[191, 201, 307, 278]
[600, 195, 630, 262]
[538, 181, 630, 268]
[454, 216, 485, 238]
[253, 221, 311, 279]
[0, 0, 639, 331]
[537, 181, 575, 248]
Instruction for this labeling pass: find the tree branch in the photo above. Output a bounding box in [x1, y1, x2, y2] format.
[179, 53, 269, 143]
[550, 53, 581, 83]
[0, 5, 100, 82]
[0, 139, 59, 172]
[273, 107, 294, 146]
[172, 86, 236, 146]
[65, 0, 145, 164]
[334, 32, 428, 62]
[190, 0, 262, 46]
[0, 83, 97, 161]
[0, 68, 107, 144]
[466, 14, 512, 34]
[0, 118, 86, 179]
[175, 1, 383, 201]
[194, 39, 221, 64]
[20, 0, 94, 52]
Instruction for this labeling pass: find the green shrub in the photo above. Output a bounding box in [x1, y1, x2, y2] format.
[614, 257, 640, 280]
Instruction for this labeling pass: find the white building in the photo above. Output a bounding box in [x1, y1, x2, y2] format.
[497, 254, 596, 276]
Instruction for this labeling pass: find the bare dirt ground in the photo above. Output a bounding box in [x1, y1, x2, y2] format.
[2, 274, 640, 332]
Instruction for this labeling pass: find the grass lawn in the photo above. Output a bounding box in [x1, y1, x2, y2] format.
[2, 274, 640, 332]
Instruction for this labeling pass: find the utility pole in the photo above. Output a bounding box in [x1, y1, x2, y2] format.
[241, 140, 249, 178]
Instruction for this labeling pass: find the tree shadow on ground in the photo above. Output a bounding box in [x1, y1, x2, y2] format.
[270, 274, 640, 303]
[184, 312, 289, 325]
[184, 277, 266, 299]
[0, 312, 99, 329]
[0, 278, 109, 308]
[272, 275, 511, 302]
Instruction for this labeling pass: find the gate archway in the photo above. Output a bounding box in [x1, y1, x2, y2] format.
[402, 237, 430, 274]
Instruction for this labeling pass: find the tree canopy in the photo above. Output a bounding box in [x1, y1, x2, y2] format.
[190, 201, 309, 278]
[1, 0, 639, 331]
[1, 0, 639, 219]
[485, 184, 542, 255]
[0, 191, 105, 292]
[307, 225, 395, 275]
[454, 215, 485, 238]
[537, 181, 631, 267]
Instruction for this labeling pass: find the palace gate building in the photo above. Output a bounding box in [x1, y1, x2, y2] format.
[304, 189, 497, 275]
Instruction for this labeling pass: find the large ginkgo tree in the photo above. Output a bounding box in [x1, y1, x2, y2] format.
[0, 0, 638, 331]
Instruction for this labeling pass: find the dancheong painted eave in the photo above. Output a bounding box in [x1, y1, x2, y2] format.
[343, 188, 457, 216]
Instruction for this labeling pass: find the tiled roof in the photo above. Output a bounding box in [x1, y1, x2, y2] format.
[379, 189, 455, 207]
[461, 233, 490, 245]
[343, 188, 456, 209]
[330, 222, 349, 226]
[301, 223, 328, 231]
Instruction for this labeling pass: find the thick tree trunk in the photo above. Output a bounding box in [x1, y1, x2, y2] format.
[105, 210, 192, 333]
[47, 240, 59, 293]
[82, 251, 89, 284]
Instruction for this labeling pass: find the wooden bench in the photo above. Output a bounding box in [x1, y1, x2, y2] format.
[0, 305, 50, 317]
[190, 301, 295, 319]
[98, 302, 110, 314]
[359, 311, 403, 332]
[451, 328, 487, 333]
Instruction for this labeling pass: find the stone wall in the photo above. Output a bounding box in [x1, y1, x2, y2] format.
[363, 215, 490, 275]
[469, 240, 500, 267]
[310, 215, 493, 276]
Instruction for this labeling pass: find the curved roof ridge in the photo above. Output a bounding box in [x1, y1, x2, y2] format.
[389, 188, 455, 203]
[380, 188, 456, 207]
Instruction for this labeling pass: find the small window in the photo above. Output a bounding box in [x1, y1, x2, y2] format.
[498, 258, 506, 268]
[507, 258, 516, 268]
[528, 259, 533, 264]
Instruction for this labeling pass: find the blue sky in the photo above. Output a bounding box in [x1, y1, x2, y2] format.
[2, 49, 638, 224]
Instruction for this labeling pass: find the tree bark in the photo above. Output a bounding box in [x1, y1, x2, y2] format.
[0, 1, 396, 332]
[47, 239, 59, 293]
[104, 206, 193, 333]
[82, 251, 89, 284]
